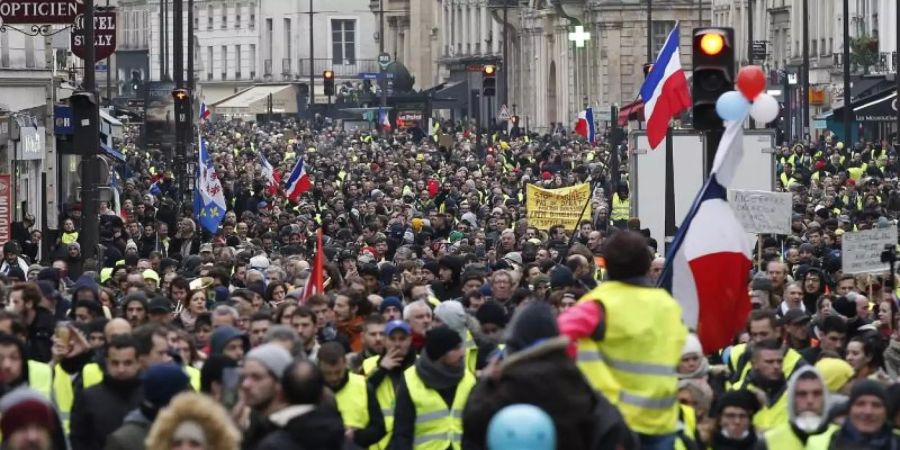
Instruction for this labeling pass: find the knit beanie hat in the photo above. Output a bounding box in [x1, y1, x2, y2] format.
[380, 297, 403, 313]
[475, 301, 508, 328]
[424, 326, 463, 360]
[849, 379, 890, 412]
[715, 390, 761, 417]
[815, 357, 855, 393]
[504, 301, 558, 353]
[434, 301, 467, 340]
[143, 363, 190, 408]
[246, 343, 293, 380]
[0, 399, 56, 437]
[682, 333, 703, 357]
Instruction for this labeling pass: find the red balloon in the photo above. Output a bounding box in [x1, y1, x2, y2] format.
[736, 65, 766, 101]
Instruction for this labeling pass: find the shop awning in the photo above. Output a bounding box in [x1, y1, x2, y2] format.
[832, 88, 899, 123]
[100, 142, 125, 162]
[211, 84, 298, 115]
[99, 108, 124, 140]
[618, 100, 644, 126]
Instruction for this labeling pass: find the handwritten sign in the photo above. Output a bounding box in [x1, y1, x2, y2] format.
[727, 189, 792, 234]
[842, 227, 898, 274]
[526, 183, 591, 230]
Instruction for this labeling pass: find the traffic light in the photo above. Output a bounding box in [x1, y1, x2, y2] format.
[323, 70, 335, 96]
[692, 27, 735, 131]
[482, 65, 497, 97]
[172, 89, 190, 125]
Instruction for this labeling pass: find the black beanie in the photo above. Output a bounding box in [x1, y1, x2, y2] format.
[850, 380, 890, 413]
[475, 301, 508, 328]
[715, 390, 761, 417]
[505, 302, 559, 353]
[424, 326, 462, 360]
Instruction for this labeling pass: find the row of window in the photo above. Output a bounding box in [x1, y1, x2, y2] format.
[192, 3, 256, 31]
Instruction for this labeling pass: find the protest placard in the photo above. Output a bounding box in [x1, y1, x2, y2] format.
[526, 183, 592, 230]
[726, 189, 792, 235]
[842, 227, 898, 274]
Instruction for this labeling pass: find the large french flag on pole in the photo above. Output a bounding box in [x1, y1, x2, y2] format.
[284, 157, 312, 203]
[639, 23, 692, 150]
[658, 117, 752, 353]
[574, 107, 595, 143]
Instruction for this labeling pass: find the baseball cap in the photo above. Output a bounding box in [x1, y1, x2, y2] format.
[199, 243, 213, 253]
[781, 309, 811, 326]
[148, 296, 172, 314]
[385, 320, 411, 336]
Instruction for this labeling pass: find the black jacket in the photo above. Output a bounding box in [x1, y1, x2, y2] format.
[69, 376, 143, 450]
[331, 373, 385, 447]
[390, 365, 474, 450]
[254, 405, 345, 450]
[27, 306, 55, 363]
[461, 337, 637, 450]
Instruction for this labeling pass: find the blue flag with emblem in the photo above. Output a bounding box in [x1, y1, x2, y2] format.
[194, 129, 226, 233]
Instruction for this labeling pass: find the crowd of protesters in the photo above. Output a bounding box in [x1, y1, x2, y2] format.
[0, 113, 898, 450]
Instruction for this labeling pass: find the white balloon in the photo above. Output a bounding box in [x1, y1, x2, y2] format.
[750, 94, 780, 123]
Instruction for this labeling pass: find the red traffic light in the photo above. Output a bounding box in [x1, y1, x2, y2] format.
[699, 33, 725, 56]
[323, 70, 334, 80]
[483, 65, 496, 76]
[171, 89, 189, 101]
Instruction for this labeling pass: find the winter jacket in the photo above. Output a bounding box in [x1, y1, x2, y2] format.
[27, 306, 55, 363]
[104, 408, 153, 450]
[253, 404, 346, 450]
[70, 377, 143, 450]
[462, 336, 637, 450]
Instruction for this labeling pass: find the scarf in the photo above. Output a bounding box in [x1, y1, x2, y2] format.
[179, 310, 198, 332]
[414, 352, 464, 391]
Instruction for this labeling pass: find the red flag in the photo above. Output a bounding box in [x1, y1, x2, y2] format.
[303, 228, 325, 301]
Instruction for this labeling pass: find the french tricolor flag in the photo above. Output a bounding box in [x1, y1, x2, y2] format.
[639, 23, 692, 150]
[659, 117, 752, 353]
[199, 102, 211, 121]
[379, 108, 392, 131]
[259, 152, 276, 188]
[574, 107, 595, 143]
[284, 157, 312, 203]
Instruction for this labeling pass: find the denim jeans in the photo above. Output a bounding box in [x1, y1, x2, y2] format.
[638, 433, 677, 450]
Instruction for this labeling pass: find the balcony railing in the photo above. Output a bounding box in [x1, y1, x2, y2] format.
[295, 58, 380, 78]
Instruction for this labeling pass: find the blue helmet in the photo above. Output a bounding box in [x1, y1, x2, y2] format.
[487, 404, 556, 450]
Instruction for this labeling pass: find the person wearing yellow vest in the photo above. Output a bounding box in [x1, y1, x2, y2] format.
[558, 230, 687, 449]
[733, 339, 790, 432]
[433, 300, 497, 376]
[390, 326, 474, 450]
[318, 342, 386, 448]
[727, 310, 805, 390]
[0, 335, 53, 400]
[758, 366, 832, 450]
[69, 335, 143, 450]
[610, 183, 630, 229]
[779, 163, 799, 190]
[806, 380, 900, 449]
[364, 320, 418, 450]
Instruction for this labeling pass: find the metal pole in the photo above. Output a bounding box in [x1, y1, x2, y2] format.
[105, 0, 111, 106]
[502, 1, 508, 107]
[309, 0, 314, 106]
[163, 0, 169, 79]
[697, 0, 702, 26]
[187, 0, 194, 127]
[379, 0, 387, 130]
[647, 0, 652, 63]
[801, 0, 809, 140]
[158, 0, 164, 80]
[80, 0, 100, 261]
[748, 0, 755, 129]
[174, 0, 184, 200]
[896, 0, 899, 146]
[843, 0, 851, 145]
[784, 70, 792, 143]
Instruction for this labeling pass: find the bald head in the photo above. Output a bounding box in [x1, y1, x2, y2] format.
[104, 318, 132, 341]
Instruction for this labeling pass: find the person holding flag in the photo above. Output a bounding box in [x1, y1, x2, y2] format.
[194, 129, 226, 234]
[574, 107, 595, 143]
[284, 156, 312, 203]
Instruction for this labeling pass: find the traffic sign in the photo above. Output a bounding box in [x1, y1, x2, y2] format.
[71, 11, 117, 61]
[359, 72, 381, 80]
[497, 104, 510, 121]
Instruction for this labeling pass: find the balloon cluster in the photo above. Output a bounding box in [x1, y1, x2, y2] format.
[715, 65, 780, 124]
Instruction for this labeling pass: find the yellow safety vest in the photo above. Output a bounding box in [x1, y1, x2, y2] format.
[762, 422, 805, 450]
[84, 362, 200, 391]
[675, 404, 698, 450]
[805, 424, 839, 450]
[51, 364, 74, 432]
[61, 232, 79, 245]
[748, 384, 789, 432]
[403, 364, 475, 450]
[335, 373, 370, 430]
[27, 360, 52, 400]
[848, 165, 866, 181]
[575, 281, 687, 435]
[611, 193, 630, 221]
[464, 332, 478, 375]
[729, 346, 804, 391]
[363, 356, 395, 450]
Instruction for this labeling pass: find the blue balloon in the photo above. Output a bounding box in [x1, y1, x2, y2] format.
[487, 404, 556, 450]
[715, 90, 751, 121]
